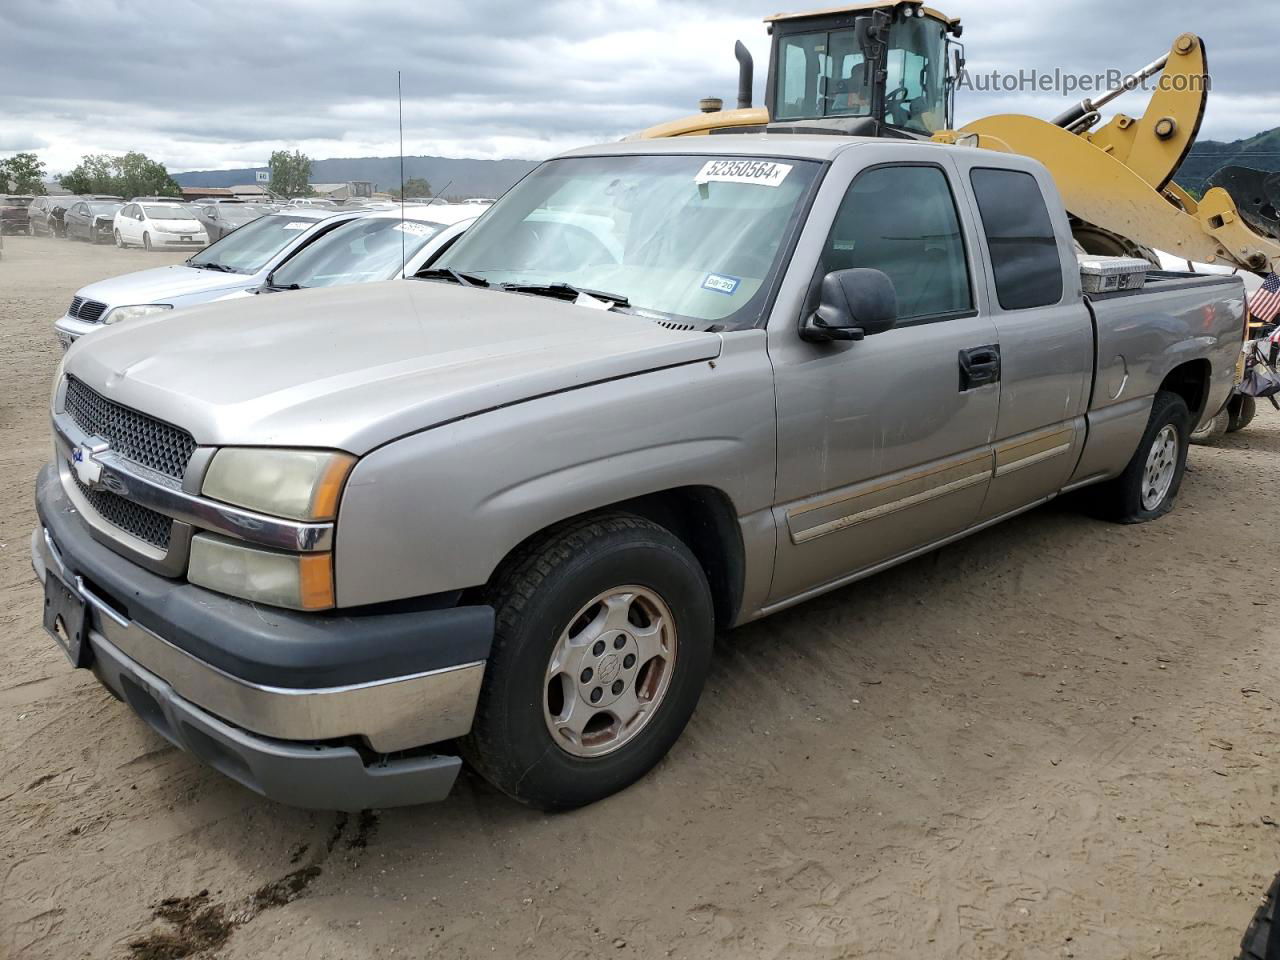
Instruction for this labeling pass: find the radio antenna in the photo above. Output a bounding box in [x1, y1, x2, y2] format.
[398, 70, 406, 277]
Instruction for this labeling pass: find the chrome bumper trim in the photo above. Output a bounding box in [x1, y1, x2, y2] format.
[52, 408, 334, 553]
[33, 527, 483, 753]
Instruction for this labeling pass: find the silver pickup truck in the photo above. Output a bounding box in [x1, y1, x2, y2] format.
[32, 135, 1246, 812]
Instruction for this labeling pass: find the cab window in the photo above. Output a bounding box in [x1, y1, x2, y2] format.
[819, 164, 971, 322]
[969, 168, 1063, 310]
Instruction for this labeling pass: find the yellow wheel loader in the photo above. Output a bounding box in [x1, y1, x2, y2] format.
[632, 0, 1279, 299]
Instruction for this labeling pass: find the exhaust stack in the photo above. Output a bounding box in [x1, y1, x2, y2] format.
[735, 41, 754, 110]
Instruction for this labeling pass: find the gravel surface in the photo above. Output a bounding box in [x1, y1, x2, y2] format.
[2, 234, 1278, 960]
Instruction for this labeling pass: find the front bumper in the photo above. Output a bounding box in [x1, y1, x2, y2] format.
[150, 233, 207, 249]
[53, 313, 97, 347]
[32, 466, 495, 809]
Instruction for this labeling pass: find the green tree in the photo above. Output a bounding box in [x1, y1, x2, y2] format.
[59, 154, 116, 194]
[0, 152, 47, 194]
[268, 149, 314, 198]
[114, 152, 181, 198]
[387, 176, 433, 199]
[59, 152, 180, 198]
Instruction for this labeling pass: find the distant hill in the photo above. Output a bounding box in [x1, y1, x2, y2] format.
[1176, 126, 1280, 193]
[172, 154, 542, 198]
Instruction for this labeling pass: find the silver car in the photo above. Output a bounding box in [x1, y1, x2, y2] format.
[53, 208, 366, 345]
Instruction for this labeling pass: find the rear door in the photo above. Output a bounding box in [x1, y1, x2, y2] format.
[766, 145, 1000, 604]
[947, 155, 1094, 519]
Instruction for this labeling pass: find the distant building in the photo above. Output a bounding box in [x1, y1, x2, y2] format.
[308, 181, 374, 201]
[180, 184, 274, 202]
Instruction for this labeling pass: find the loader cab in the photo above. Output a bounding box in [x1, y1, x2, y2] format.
[765, 1, 962, 137]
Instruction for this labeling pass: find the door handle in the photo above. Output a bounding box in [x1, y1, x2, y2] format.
[959, 344, 1001, 391]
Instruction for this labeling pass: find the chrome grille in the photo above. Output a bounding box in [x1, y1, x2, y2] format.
[70, 471, 172, 549]
[63, 377, 197, 480]
[78, 300, 107, 323]
[66, 297, 107, 323]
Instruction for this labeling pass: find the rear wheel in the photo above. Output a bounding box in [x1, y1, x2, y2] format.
[461, 514, 714, 810]
[1228, 395, 1257, 433]
[1095, 390, 1191, 523]
[1190, 407, 1230, 444]
[142, 232, 152, 251]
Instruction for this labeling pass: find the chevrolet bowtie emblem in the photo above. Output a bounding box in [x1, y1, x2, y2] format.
[71, 439, 109, 489]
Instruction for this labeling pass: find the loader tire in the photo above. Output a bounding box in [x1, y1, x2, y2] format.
[1237, 870, 1280, 960]
[1227, 395, 1257, 433]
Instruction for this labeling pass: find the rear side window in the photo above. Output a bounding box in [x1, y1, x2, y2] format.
[969, 168, 1063, 310]
[821, 165, 971, 321]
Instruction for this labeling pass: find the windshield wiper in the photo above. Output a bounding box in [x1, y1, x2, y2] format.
[499, 281, 630, 307]
[191, 261, 235, 273]
[416, 267, 489, 287]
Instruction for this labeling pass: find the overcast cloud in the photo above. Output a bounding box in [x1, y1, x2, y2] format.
[1, 0, 1275, 175]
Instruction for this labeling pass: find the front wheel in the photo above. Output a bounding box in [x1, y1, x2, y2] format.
[462, 514, 714, 810]
[89, 225, 98, 243]
[114, 229, 125, 248]
[1096, 390, 1191, 523]
[142, 232, 152, 251]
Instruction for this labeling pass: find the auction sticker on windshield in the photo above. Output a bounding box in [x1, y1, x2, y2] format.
[702, 273, 741, 295]
[394, 222, 432, 236]
[283, 221, 311, 231]
[695, 160, 793, 187]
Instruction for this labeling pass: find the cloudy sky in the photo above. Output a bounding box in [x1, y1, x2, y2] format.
[1, 0, 1276, 175]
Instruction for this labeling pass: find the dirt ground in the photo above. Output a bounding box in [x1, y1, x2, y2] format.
[1, 233, 1278, 960]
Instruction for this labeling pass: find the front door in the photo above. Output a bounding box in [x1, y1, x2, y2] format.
[767, 159, 1000, 604]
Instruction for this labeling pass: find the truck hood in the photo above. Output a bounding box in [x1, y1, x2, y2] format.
[74, 263, 247, 307]
[62, 280, 723, 453]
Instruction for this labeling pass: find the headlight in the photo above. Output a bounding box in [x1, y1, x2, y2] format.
[188, 534, 334, 610]
[102, 303, 172, 325]
[201, 448, 356, 521]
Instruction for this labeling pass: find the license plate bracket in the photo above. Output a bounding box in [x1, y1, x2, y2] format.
[42, 568, 90, 667]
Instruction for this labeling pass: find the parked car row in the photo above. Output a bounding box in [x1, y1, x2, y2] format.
[53, 202, 480, 346]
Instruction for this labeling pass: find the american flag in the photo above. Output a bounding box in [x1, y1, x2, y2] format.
[1250, 273, 1280, 326]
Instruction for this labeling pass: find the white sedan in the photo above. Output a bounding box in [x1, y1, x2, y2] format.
[113, 201, 208, 251]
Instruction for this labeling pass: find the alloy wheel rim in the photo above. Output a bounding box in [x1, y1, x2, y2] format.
[542, 585, 677, 758]
[1141, 424, 1178, 511]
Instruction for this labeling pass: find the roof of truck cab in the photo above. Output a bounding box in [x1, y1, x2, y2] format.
[558, 133, 947, 162]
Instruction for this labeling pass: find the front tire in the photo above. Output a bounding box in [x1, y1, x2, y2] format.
[1096, 390, 1191, 523]
[462, 514, 714, 810]
[114, 229, 125, 248]
[142, 232, 152, 251]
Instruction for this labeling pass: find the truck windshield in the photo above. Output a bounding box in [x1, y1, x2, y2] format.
[430, 154, 819, 328]
[270, 217, 446, 288]
[188, 214, 324, 274]
[775, 17, 948, 133]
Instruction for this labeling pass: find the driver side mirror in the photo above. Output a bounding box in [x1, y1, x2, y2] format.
[800, 268, 898, 343]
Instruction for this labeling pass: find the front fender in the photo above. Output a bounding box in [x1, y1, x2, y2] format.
[333, 331, 775, 607]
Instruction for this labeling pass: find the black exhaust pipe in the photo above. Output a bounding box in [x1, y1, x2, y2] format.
[735, 41, 753, 110]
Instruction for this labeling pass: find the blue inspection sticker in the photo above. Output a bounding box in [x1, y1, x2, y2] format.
[702, 273, 741, 296]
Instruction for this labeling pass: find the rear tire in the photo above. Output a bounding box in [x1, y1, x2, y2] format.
[143, 232, 152, 251]
[461, 514, 714, 811]
[1228, 395, 1257, 433]
[1190, 407, 1230, 444]
[1095, 390, 1191, 523]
